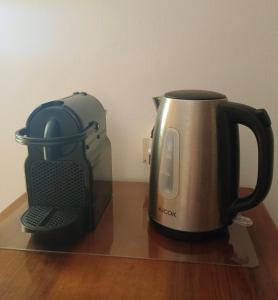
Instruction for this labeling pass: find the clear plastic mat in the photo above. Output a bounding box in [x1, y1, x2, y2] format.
[0, 182, 258, 267]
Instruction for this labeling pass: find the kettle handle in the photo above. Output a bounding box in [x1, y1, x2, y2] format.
[217, 102, 273, 219]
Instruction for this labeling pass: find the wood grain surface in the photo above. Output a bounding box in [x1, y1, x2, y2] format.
[0, 182, 277, 300]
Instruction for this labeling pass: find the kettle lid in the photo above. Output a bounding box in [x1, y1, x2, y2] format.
[164, 90, 226, 100]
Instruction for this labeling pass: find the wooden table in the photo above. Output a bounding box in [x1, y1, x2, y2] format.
[0, 182, 277, 300]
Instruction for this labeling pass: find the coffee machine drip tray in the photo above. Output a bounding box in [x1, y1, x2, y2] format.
[0, 182, 258, 268]
[21, 206, 85, 235]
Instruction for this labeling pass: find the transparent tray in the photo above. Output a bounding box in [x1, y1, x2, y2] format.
[0, 182, 258, 267]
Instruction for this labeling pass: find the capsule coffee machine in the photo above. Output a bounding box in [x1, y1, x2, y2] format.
[15, 92, 112, 238]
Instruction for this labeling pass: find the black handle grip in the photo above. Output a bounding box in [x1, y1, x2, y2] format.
[218, 102, 274, 217]
[15, 128, 87, 146]
[15, 121, 99, 146]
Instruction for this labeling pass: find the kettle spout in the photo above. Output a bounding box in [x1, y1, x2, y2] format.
[153, 96, 163, 110]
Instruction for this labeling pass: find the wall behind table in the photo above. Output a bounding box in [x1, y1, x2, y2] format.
[1, 1, 277, 225]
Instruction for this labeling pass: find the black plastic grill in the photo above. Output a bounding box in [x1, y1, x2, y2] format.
[29, 160, 87, 208]
[22, 207, 52, 227]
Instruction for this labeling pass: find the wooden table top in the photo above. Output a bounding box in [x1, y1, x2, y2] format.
[0, 182, 277, 300]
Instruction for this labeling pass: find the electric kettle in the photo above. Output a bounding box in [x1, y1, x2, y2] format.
[149, 90, 273, 240]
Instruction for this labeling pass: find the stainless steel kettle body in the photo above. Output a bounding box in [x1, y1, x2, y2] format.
[149, 90, 273, 240]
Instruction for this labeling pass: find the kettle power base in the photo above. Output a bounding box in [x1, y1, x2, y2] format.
[150, 218, 229, 241]
[0, 182, 258, 268]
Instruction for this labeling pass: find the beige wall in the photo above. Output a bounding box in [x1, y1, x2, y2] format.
[1, 1, 277, 225]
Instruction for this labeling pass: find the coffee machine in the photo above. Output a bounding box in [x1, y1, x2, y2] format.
[15, 92, 112, 238]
